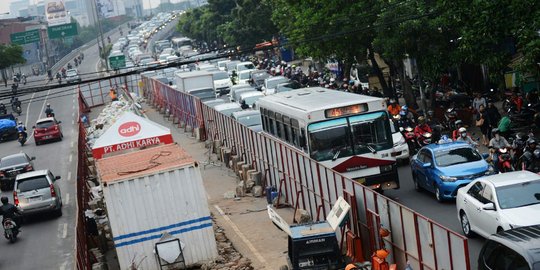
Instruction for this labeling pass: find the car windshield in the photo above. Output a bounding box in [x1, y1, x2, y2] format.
[67, 70, 77, 76]
[0, 156, 27, 167]
[212, 72, 229, 80]
[308, 111, 392, 161]
[496, 179, 540, 209]
[37, 120, 54, 129]
[239, 72, 251, 80]
[190, 89, 215, 101]
[252, 72, 269, 81]
[243, 95, 262, 106]
[435, 147, 482, 167]
[266, 78, 289, 89]
[237, 63, 255, 71]
[17, 176, 49, 192]
[237, 114, 262, 127]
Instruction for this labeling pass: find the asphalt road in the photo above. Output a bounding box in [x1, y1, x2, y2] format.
[386, 165, 485, 269]
[0, 25, 126, 270]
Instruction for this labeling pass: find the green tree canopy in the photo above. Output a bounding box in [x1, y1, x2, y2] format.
[0, 44, 26, 70]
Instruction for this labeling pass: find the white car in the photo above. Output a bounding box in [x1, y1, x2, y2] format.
[237, 69, 255, 85]
[238, 91, 264, 109]
[262, 76, 289, 95]
[456, 171, 540, 239]
[390, 123, 409, 163]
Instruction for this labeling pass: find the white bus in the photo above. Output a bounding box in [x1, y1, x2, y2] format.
[171, 37, 193, 50]
[258, 87, 399, 191]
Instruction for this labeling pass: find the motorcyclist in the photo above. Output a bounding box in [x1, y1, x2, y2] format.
[414, 116, 432, 140]
[45, 103, 54, 117]
[240, 100, 249, 110]
[452, 120, 464, 140]
[521, 148, 540, 173]
[16, 121, 27, 140]
[0, 103, 6, 114]
[456, 127, 478, 147]
[11, 83, 18, 94]
[438, 134, 453, 144]
[11, 97, 21, 108]
[399, 105, 415, 125]
[387, 99, 401, 116]
[489, 128, 511, 172]
[0, 197, 22, 231]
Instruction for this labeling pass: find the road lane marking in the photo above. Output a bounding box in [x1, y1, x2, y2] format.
[67, 171, 71, 181]
[27, 89, 52, 141]
[59, 261, 67, 270]
[72, 112, 75, 118]
[62, 223, 68, 238]
[69, 154, 73, 163]
[24, 92, 37, 127]
[70, 141, 74, 148]
[72, 119, 75, 125]
[214, 205, 267, 265]
[64, 193, 70, 205]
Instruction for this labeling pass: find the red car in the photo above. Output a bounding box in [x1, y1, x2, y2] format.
[33, 117, 63, 145]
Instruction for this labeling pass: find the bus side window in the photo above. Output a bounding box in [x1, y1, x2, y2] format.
[291, 127, 298, 146]
[283, 115, 290, 142]
[268, 110, 275, 135]
[261, 109, 267, 131]
[299, 128, 307, 151]
[275, 113, 282, 138]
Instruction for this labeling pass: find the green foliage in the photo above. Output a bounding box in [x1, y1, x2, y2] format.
[0, 44, 26, 69]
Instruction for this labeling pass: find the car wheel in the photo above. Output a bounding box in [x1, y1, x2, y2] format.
[460, 211, 474, 237]
[55, 206, 63, 217]
[435, 186, 444, 202]
[413, 174, 421, 191]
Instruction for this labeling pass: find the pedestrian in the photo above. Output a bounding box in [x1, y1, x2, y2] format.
[485, 102, 501, 140]
[472, 92, 486, 114]
[109, 89, 118, 101]
[476, 104, 489, 145]
[498, 112, 511, 139]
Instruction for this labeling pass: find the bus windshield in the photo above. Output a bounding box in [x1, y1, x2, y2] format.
[308, 111, 392, 161]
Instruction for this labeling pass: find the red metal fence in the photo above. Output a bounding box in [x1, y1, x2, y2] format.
[141, 74, 472, 269]
[75, 90, 92, 270]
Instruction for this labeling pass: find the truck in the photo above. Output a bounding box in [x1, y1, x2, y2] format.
[95, 143, 218, 269]
[175, 70, 216, 101]
[175, 70, 214, 93]
[0, 113, 17, 141]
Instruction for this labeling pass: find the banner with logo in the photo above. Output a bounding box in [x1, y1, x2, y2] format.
[45, 0, 70, 26]
[96, 0, 126, 18]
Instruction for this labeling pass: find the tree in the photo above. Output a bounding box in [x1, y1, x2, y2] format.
[270, 0, 392, 96]
[218, 0, 278, 49]
[0, 44, 26, 86]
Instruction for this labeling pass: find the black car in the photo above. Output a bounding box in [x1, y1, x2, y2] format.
[0, 153, 35, 191]
[478, 224, 540, 270]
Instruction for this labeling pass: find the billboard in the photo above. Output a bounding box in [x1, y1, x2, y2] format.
[45, 0, 71, 26]
[96, 0, 126, 18]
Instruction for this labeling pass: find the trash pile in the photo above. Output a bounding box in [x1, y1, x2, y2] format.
[84, 185, 114, 270]
[85, 96, 135, 148]
[198, 223, 253, 270]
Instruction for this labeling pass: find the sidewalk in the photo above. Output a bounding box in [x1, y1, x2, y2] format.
[139, 104, 293, 269]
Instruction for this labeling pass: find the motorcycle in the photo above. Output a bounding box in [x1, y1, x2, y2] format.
[18, 132, 26, 146]
[444, 107, 457, 131]
[416, 132, 433, 149]
[401, 126, 418, 154]
[3, 218, 19, 243]
[12, 104, 21, 116]
[497, 148, 514, 173]
[57, 77, 62, 84]
[46, 111, 55, 118]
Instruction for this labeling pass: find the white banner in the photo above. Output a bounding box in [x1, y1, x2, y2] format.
[96, 0, 126, 18]
[45, 0, 71, 27]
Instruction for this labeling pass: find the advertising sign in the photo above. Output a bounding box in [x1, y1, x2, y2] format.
[96, 0, 126, 18]
[45, 0, 71, 26]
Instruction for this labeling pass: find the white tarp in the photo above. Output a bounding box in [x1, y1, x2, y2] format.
[45, 0, 70, 26]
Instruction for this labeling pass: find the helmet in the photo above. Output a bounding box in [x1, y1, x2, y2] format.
[458, 127, 467, 133]
[389, 99, 396, 104]
[528, 138, 537, 146]
[427, 110, 434, 117]
[393, 114, 401, 120]
[330, 78, 335, 83]
[399, 110, 407, 116]
[401, 105, 408, 111]
[345, 264, 359, 270]
[1, 197, 8, 204]
[492, 128, 500, 135]
[535, 149, 540, 159]
[455, 120, 463, 126]
[46, 103, 50, 107]
[418, 116, 425, 124]
[18, 121, 22, 125]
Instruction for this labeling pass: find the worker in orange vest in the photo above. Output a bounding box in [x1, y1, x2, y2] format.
[109, 89, 118, 101]
[387, 99, 401, 116]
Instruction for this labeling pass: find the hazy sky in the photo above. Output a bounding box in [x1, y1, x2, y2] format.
[0, 0, 186, 14]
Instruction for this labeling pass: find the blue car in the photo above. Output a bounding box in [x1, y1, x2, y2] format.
[410, 141, 494, 202]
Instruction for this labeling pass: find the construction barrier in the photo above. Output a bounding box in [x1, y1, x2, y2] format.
[116, 74, 471, 270]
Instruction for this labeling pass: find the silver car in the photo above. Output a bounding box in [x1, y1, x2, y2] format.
[65, 68, 81, 84]
[14, 169, 62, 217]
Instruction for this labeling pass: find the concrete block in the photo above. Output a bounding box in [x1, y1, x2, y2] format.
[245, 180, 255, 191]
[241, 164, 251, 181]
[235, 181, 245, 197]
[294, 209, 312, 224]
[252, 185, 263, 197]
[248, 170, 262, 186]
